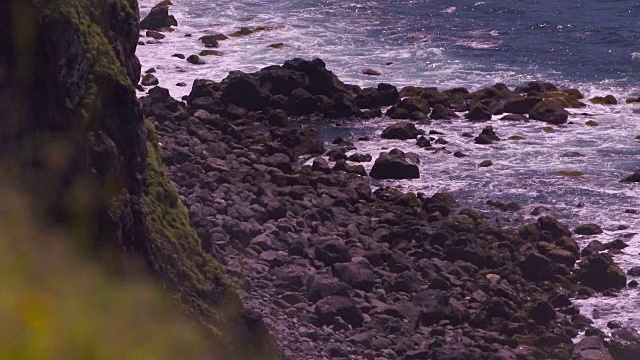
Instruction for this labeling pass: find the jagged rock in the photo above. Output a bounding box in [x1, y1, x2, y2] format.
[571, 336, 613, 360]
[140, 3, 178, 30]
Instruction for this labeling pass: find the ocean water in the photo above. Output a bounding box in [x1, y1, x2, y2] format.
[137, 0, 640, 334]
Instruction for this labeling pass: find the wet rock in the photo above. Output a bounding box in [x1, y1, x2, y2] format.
[267, 109, 289, 127]
[362, 68, 381, 76]
[503, 96, 543, 114]
[222, 72, 271, 110]
[347, 153, 372, 163]
[430, 104, 458, 120]
[416, 136, 431, 148]
[315, 295, 364, 327]
[571, 336, 613, 360]
[187, 54, 205, 65]
[146, 30, 165, 40]
[500, 114, 529, 121]
[478, 160, 493, 168]
[312, 157, 331, 174]
[377, 83, 400, 106]
[546, 249, 577, 267]
[198, 35, 219, 48]
[628, 266, 640, 277]
[140, 3, 178, 30]
[466, 103, 492, 121]
[575, 224, 603, 235]
[537, 216, 572, 240]
[381, 121, 421, 140]
[589, 95, 617, 105]
[581, 240, 604, 257]
[580, 254, 627, 291]
[608, 328, 640, 360]
[529, 99, 569, 125]
[141, 73, 159, 86]
[520, 252, 554, 281]
[530, 300, 556, 324]
[397, 96, 431, 114]
[369, 149, 420, 180]
[620, 170, 640, 183]
[474, 126, 499, 144]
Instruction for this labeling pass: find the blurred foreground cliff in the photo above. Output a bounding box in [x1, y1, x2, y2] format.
[0, 1, 278, 358]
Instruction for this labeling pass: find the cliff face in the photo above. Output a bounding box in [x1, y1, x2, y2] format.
[0, 1, 277, 358]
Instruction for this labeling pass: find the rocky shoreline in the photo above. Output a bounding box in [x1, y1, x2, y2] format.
[139, 53, 639, 359]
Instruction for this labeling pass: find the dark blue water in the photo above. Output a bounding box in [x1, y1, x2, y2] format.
[277, 0, 640, 86]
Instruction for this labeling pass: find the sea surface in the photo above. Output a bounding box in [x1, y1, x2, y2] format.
[137, 0, 640, 335]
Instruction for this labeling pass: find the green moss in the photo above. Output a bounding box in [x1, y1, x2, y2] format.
[508, 135, 525, 140]
[585, 120, 599, 127]
[141, 120, 234, 328]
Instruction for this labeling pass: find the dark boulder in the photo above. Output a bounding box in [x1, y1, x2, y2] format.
[381, 121, 421, 140]
[313, 238, 351, 266]
[520, 252, 554, 281]
[503, 96, 543, 114]
[530, 300, 556, 325]
[620, 170, 640, 183]
[187, 55, 205, 65]
[572, 336, 613, 360]
[608, 328, 640, 360]
[589, 95, 617, 105]
[325, 93, 359, 118]
[332, 259, 377, 291]
[474, 126, 499, 144]
[377, 83, 400, 106]
[430, 104, 458, 120]
[466, 103, 492, 121]
[580, 254, 626, 291]
[315, 295, 364, 327]
[306, 276, 350, 302]
[355, 87, 381, 109]
[141, 73, 159, 86]
[397, 96, 431, 114]
[221, 71, 271, 110]
[347, 153, 372, 163]
[537, 216, 572, 240]
[413, 290, 466, 326]
[198, 35, 219, 48]
[140, 3, 178, 30]
[369, 149, 420, 180]
[574, 224, 603, 236]
[529, 99, 569, 125]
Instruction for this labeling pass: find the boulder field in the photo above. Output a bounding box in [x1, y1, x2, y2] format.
[140, 56, 637, 359]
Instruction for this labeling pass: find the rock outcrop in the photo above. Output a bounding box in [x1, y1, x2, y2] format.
[0, 1, 278, 359]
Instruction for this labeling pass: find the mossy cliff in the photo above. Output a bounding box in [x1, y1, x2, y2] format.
[0, 1, 278, 358]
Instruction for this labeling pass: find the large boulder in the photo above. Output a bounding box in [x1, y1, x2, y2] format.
[381, 121, 421, 140]
[140, 3, 178, 30]
[529, 99, 569, 124]
[580, 254, 627, 291]
[369, 149, 420, 180]
[503, 96, 543, 114]
[315, 295, 364, 327]
[221, 71, 271, 110]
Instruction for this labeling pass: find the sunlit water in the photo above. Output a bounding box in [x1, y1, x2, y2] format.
[137, 0, 640, 335]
